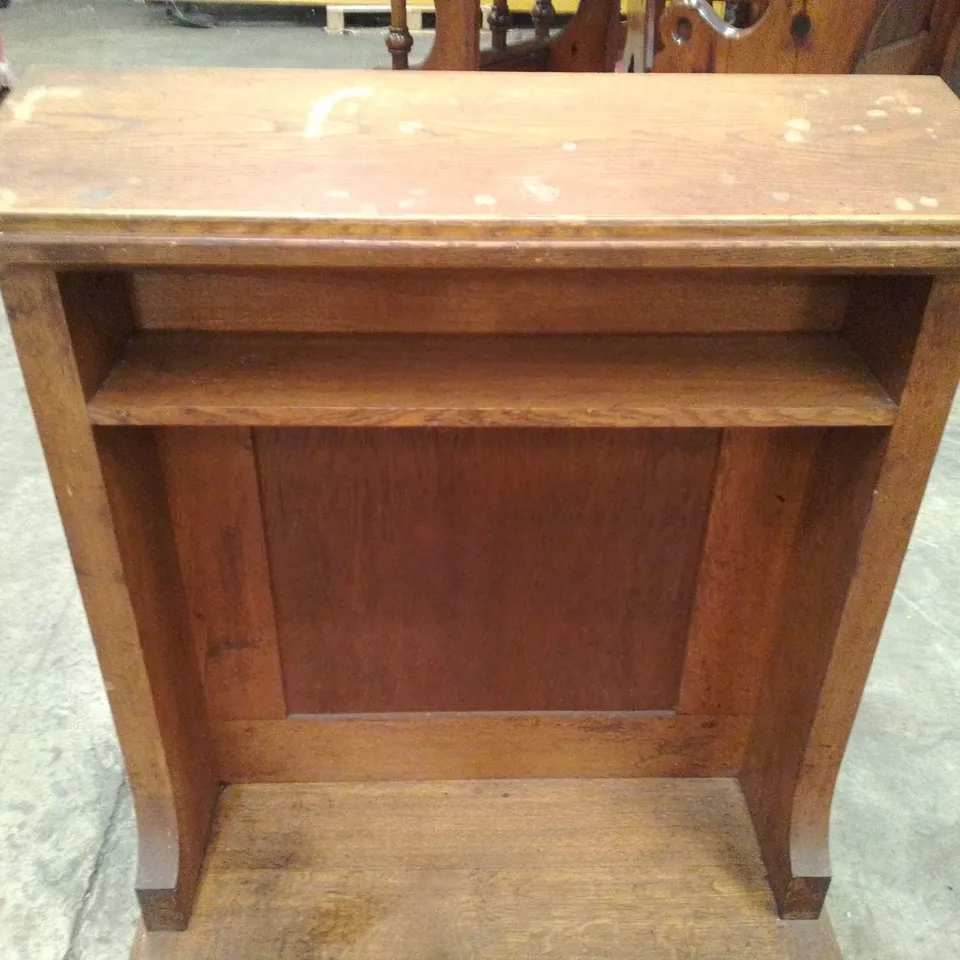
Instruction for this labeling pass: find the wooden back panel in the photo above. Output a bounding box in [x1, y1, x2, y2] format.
[132, 269, 851, 335]
[256, 428, 719, 714]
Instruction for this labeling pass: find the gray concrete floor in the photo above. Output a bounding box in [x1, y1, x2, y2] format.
[0, 1, 958, 957]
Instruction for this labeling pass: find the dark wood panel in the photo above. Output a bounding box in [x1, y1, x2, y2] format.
[256, 428, 720, 714]
[213, 714, 749, 781]
[130, 781, 842, 960]
[159, 428, 286, 721]
[133, 269, 851, 334]
[87, 333, 897, 429]
[678, 429, 818, 717]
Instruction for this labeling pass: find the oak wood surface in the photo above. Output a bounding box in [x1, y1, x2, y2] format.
[741, 277, 960, 919]
[679, 429, 817, 717]
[213, 715, 750, 781]
[2, 267, 216, 931]
[87, 333, 896, 429]
[158, 428, 286, 722]
[130, 780, 842, 960]
[132, 268, 852, 334]
[256, 428, 717, 714]
[1, 70, 960, 263]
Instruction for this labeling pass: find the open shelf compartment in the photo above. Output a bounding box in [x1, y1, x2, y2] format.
[87, 332, 897, 429]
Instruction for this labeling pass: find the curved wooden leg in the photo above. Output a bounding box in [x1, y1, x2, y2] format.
[4, 267, 218, 932]
[547, 0, 624, 72]
[741, 277, 960, 918]
[420, 0, 482, 69]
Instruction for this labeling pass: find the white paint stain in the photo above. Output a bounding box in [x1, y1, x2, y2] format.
[522, 177, 560, 202]
[126, 176, 143, 186]
[561, 141, 578, 152]
[771, 191, 791, 203]
[817, 87, 830, 96]
[894, 197, 915, 212]
[867, 109, 887, 118]
[473, 194, 497, 207]
[787, 118, 811, 132]
[303, 86, 373, 138]
[326, 188, 350, 199]
[907, 106, 923, 116]
[783, 130, 805, 144]
[12, 86, 83, 125]
[841, 124, 868, 134]
[919, 196, 939, 208]
[875, 95, 896, 105]
[358, 203, 378, 216]
[0, 187, 16, 210]
[397, 198, 416, 209]
[398, 120, 424, 134]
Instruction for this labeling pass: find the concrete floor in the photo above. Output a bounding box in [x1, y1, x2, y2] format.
[0, 1, 958, 957]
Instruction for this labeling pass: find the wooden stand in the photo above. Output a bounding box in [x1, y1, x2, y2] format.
[2, 69, 959, 959]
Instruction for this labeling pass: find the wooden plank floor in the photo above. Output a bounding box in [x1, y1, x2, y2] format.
[131, 779, 842, 959]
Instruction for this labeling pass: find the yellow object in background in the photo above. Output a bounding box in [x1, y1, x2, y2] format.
[713, 1, 727, 16]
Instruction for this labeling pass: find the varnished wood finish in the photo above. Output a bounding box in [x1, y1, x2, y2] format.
[87, 333, 896, 428]
[130, 781, 842, 960]
[2, 71, 960, 268]
[213, 715, 750, 781]
[742, 277, 960, 919]
[257, 428, 717, 714]
[2, 268, 217, 931]
[158, 429, 286, 722]
[420, 0, 481, 69]
[132, 269, 852, 334]
[679, 429, 817, 717]
[4, 70, 960, 951]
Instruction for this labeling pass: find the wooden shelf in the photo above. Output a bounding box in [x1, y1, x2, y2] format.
[89, 333, 896, 429]
[130, 779, 841, 960]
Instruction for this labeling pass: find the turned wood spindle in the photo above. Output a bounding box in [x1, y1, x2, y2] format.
[488, 0, 513, 51]
[531, 0, 556, 38]
[386, 0, 414, 69]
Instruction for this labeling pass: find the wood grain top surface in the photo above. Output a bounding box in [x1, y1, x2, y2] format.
[1, 68, 960, 251]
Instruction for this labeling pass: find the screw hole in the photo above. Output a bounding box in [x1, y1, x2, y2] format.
[674, 16, 693, 44]
[790, 11, 812, 41]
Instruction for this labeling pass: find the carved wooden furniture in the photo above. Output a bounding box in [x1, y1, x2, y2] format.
[2, 68, 960, 960]
[645, 0, 960, 82]
[387, 0, 623, 71]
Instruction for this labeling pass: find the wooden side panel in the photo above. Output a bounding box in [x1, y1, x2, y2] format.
[256, 428, 720, 714]
[132, 269, 851, 334]
[741, 276, 960, 920]
[158, 428, 286, 721]
[213, 715, 750, 781]
[678, 429, 818, 716]
[3, 268, 216, 931]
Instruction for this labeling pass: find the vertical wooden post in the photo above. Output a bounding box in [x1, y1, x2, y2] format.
[488, 0, 513, 51]
[387, 0, 414, 69]
[3, 266, 218, 931]
[532, 0, 557, 38]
